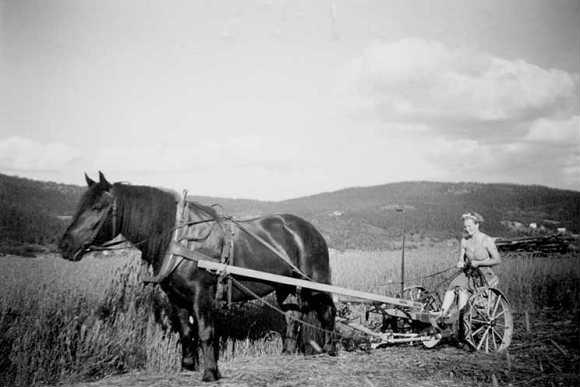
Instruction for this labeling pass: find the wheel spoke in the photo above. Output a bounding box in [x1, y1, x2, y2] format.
[471, 318, 488, 325]
[491, 327, 502, 349]
[471, 324, 486, 338]
[493, 325, 506, 340]
[491, 295, 502, 317]
[485, 329, 490, 352]
[486, 292, 495, 315]
[476, 328, 489, 351]
[490, 328, 499, 351]
[472, 303, 488, 320]
[491, 309, 505, 321]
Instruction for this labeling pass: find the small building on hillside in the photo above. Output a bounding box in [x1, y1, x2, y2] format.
[541, 219, 562, 232]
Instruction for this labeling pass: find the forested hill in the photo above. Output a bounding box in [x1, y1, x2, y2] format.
[273, 182, 580, 249]
[1, 172, 579, 253]
[0, 174, 84, 253]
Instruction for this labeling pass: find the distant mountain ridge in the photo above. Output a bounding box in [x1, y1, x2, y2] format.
[1, 172, 579, 252]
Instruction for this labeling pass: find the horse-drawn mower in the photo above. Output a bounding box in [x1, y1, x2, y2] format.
[334, 268, 513, 353]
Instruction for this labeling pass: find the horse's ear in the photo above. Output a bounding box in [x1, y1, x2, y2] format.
[85, 172, 96, 187]
[98, 171, 111, 189]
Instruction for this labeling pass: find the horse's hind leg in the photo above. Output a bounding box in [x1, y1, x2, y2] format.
[276, 289, 301, 354]
[193, 288, 221, 382]
[302, 292, 337, 356]
[315, 292, 337, 356]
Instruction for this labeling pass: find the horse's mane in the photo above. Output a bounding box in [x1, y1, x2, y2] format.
[113, 183, 177, 264]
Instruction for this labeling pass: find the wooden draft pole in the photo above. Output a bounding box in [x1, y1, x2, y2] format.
[190, 258, 424, 309]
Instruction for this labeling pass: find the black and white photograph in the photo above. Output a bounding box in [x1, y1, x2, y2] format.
[1, 1, 579, 386]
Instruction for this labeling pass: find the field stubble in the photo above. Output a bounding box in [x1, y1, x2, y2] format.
[0, 245, 578, 386]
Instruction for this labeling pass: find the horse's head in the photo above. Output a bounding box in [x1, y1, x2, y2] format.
[59, 171, 117, 261]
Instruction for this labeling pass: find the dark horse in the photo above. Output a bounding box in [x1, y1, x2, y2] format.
[59, 172, 336, 382]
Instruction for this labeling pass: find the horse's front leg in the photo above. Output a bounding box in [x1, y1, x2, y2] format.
[193, 286, 221, 382]
[170, 303, 198, 371]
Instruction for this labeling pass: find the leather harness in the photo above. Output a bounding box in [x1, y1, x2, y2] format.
[94, 189, 310, 306]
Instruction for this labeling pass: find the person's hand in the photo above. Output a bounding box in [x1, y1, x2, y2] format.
[456, 261, 465, 269]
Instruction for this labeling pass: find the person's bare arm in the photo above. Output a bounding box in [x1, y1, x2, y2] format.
[457, 239, 466, 268]
[472, 237, 501, 267]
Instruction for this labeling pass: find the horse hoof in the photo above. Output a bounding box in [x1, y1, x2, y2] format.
[324, 344, 338, 357]
[282, 340, 297, 354]
[181, 358, 196, 371]
[202, 368, 221, 382]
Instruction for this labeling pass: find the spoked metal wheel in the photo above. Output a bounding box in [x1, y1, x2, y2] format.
[402, 286, 442, 313]
[463, 287, 513, 353]
[402, 286, 443, 349]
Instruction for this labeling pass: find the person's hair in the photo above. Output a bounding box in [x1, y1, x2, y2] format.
[462, 211, 484, 223]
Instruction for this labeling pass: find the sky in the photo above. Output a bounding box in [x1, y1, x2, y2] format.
[1, 0, 579, 200]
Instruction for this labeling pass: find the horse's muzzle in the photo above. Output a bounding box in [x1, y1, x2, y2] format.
[58, 236, 85, 262]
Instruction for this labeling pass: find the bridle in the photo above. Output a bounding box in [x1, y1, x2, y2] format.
[82, 190, 124, 253]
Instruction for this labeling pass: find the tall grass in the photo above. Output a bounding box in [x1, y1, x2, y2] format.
[0, 252, 283, 386]
[0, 252, 178, 386]
[1, 246, 578, 385]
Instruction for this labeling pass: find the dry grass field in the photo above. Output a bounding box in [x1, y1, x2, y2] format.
[0, 246, 579, 386]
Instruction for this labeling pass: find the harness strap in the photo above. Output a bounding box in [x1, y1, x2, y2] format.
[216, 221, 235, 306]
[229, 218, 312, 281]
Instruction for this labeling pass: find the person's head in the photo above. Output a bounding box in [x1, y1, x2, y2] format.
[462, 212, 484, 237]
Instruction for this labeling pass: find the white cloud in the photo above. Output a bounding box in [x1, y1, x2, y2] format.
[424, 116, 579, 188]
[525, 115, 580, 145]
[0, 137, 81, 171]
[341, 38, 579, 132]
[84, 135, 325, 199]
[335, 38, 580, 191]
[91, 135, 305, 175]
